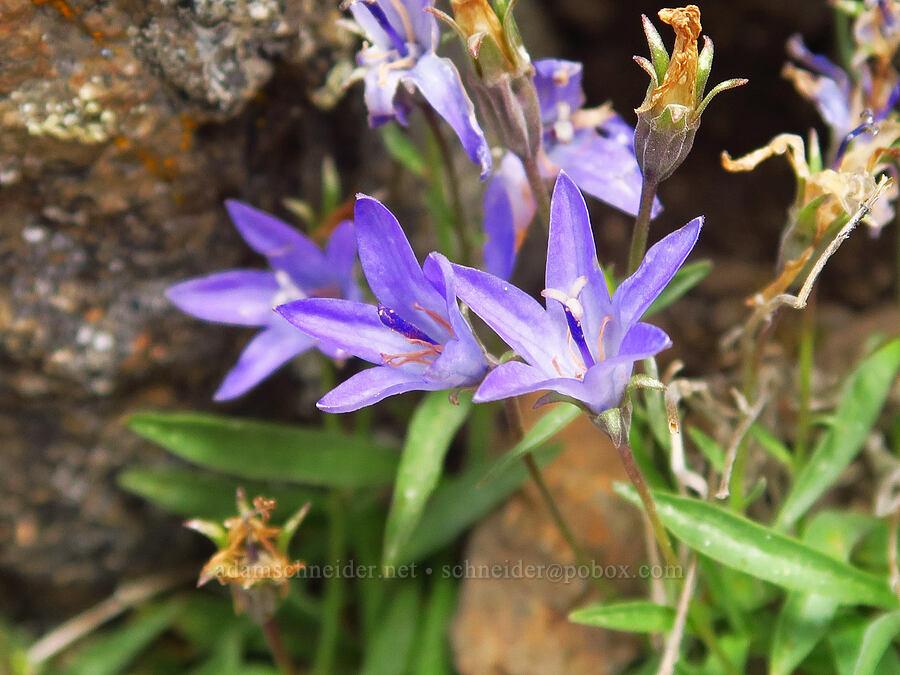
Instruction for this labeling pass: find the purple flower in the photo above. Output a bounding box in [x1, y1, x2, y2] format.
[459, 173, 701, 415]
[276, 195, 488, 413]
[166, 201, 360, 401]
[348, 0, 492, 177]
[483, 59, 661, 279]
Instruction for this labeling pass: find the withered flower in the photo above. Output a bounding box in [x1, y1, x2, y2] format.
[186, 490, 309, 624]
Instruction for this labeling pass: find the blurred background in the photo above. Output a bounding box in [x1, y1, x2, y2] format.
[1, 0, 897, 656]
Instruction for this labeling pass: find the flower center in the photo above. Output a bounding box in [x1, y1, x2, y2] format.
[541, 276, 603, 377]
[377, 304, 446, 367]
[360, 0, 410, 57]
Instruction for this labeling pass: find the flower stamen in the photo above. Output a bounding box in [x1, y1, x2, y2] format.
[414, 302, 455, 336]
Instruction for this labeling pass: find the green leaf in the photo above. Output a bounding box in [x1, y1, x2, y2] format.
[770, 512, 874, 675]
[480, 403, 579, 484]
[687, 427, 725, 472]
[61, 601, 181, 675]
[776, 339, 900, 529]
[569, 601, 676, 633]
[383, 392, 471, 570]
[644, 260, 712, 317]
[748, 423, 793, 472]
[118, 468, 318, 520]
[615, 486, 898, 608]
[852, 611, 900, 675]
[397, 445, 561, 564]
[128, 412, 398, 488]
[380, 124, 425, 175]
[830, 613, 900, 675]
[410, 573, 457, 675]
[360, 582, 422, 675]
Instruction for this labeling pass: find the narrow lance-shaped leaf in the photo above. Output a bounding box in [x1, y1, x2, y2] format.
[852, 611, 900, 675]
[569, 601, 677, 634]
[770, 511, 877, 675]
[360, 582, 422, 675]
[480, 403, 579, 484]
[615, 485, 898, 608]
[129, 412, 399, 488]
[383, 392, 471, 570]
[776, 339, 900, 530]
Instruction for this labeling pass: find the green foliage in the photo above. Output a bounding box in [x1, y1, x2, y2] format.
[128, 412, 399, 488]
[569, 601, 677, 633]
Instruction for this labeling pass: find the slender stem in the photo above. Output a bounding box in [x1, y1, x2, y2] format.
[795, 293, 816, 465]
[313, 491, 346, 675]
[263, 618, 296, 675]
[522, 154, 551, 228]
[614, 439, 679, 570]
[422, 106, 476, 265]
[627, 177, 659, 275]
[503, 398, 592, 569]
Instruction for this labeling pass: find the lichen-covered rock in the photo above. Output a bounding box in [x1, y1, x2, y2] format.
[0, 0, 362, 621]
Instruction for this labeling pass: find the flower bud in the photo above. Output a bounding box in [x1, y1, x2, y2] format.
[633, 5, 747, 183]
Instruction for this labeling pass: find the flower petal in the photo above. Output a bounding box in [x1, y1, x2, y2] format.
[325, 220, 362, 301]
[318, 365, 445, 413]
[613, 216, 703, 328]
[546, 126, 662, 218]
[213, 324, 315, 401]
[618, 322, 672, 359]
[406, 53, 492, 178]
[166, 270, 279, 326]
[482, 153, 535, 279]
[276, 298, 415, 366]
[473, 361, 561, 402]
[451, 263, 565, 371]
[363, 65, 406, 126]
[534, 59, 586, 124]
[225, 201, 330, 289]
[422, 253, 488, 385]
[354, 195, 447, 338]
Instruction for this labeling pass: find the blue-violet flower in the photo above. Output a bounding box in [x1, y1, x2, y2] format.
[348, 0, 492, 177]
[167, 201, 360, 401]
[457, 172, 701, 415]
[277, 195, 488, 413]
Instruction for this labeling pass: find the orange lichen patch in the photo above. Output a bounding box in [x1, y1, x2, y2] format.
[32, 0, 110, 45]
[178, 114, 198, 151]
[83, 307, 104, 323]
[637, 5, 702, 114]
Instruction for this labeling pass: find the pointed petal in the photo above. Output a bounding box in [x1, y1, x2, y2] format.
[613, 216, 703, 327]
[318, 365, 444, 413]
[325, 220, 361, 300]
[213, 324, 314, 400]
[451, 264, 565, 371]
[277, 298, 417, 366]
[545, 173, 613, 347]
[533, 59, 585, 123]
[363, 65, 405, 126]
[546, 125, 662, 218]
[354, 195, 447, 338]
[618, 322, 672, 359]
[166, 270, 279, 326]
[423, 253, 488, 385]
[406, 53, 492, 178]
[224, 201, 330, 289]
[483, 153, 535, 279]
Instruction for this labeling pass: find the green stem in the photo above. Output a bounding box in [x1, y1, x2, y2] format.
[313, 491, 346, 675]
[263, 618, 296, 675]
[523, 154, 551, 229]
[320, 357, 339, 432]
[422, 106, 476, 265]
[627, 177, 660, 275]
[503, 398, 593, 570]
[795, 293, 816, 465]
[613, 436, 679, 570]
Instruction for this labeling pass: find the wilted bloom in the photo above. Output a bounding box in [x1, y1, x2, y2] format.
[634, 5, 746, 183]
[167, 201, 360, 401]
[454, 173, 702, 415]
[347, 0, 492, 177]
[483, 59, 661, 279]
[186, 491, 309, 623]
[277, 195, 488, 412]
